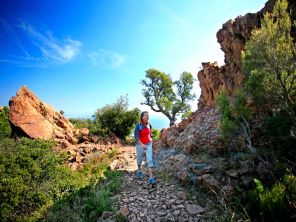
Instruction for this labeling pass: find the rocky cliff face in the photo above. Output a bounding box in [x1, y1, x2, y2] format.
[9, 85, 79, 143]
[8, 85, 121, 170]
[198, 0, 296, 108]
[159, 0, 296, 153]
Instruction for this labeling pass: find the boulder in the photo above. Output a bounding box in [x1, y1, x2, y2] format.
[9, 85, 78, 144]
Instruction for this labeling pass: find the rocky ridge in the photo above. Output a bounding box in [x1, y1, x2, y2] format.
[8, 85, 121, 170]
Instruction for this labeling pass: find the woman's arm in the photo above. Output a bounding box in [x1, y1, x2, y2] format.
[134, 124, 146, 149]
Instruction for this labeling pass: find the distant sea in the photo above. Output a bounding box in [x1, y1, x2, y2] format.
[65, 113, 170, 130]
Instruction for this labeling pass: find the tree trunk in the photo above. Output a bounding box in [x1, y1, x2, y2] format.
[169, 120, 175, 127]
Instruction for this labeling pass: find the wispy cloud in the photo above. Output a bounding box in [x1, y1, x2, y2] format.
[19, 22, 81, 63]
[0, 18, 81, 67]
[0, 18, 31, 57]
[0, 18, 125, 69]
[87, 49, 126, 68]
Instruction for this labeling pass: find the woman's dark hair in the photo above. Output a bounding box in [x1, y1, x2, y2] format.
[140, 111, 148, 122]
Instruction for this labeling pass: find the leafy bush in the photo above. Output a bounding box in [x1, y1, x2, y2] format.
[151, 128, 160, 141]
[0, 106, 11, 138]
[216, 89, 240, 139]
[69, 118, 100, 136]
[248, 174, 296, 221]
[0, 138, 88, 222]
[263, 112, 296, 160]
[44, 170, 123, 222]
[94, 95, 140, 139]
[0, 137, 123, 222]
[242, 0, 296, 132]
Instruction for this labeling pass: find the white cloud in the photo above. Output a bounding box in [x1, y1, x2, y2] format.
[87, 49, 126, 68]
[19, 22, 81, 63]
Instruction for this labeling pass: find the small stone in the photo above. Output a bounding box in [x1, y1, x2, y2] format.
[67, 149, 76, 156]
[117, 206, 129, 217]
[226, 169, 239, 178]
[177, 204, 185, 209]
[146, 217, 153, 222]
[156, 210, 167, 217]
[70, 162, 79, 170]
[186, 204, 205, 215]
[178, 191, 187, 200]
[154, 217, 162, 222]
[165, 199, 176, 206]
[173, 210, 181, 216]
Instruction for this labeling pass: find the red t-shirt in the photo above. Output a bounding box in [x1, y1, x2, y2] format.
[138, 123, 152, 144]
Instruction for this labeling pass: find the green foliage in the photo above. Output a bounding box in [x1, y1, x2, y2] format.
[69, 118, 100, 135]
[254, 178, 264, 193]
[151, 128, 160, 141]
[263, 112, 296, 159]
[249, 174, 296, 221]
[0, 138, 87, 222]
[44, 170, 123, 222]
[141, 69, 195, 126]
[216, 90, 239, 138]
[181, 110, 192, 120]
[233, 89, 251, 121]
[94, 95, 140, 139]
[0, 137, 122, 222]
[0, 106, 11, 138]
[216, 89, 252, 141]
[242, 0, 296, 129]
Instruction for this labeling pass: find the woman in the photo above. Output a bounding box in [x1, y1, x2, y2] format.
[134, 111, 157, 185]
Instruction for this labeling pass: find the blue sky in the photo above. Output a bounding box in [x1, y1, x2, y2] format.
[0, 0, 267, 129]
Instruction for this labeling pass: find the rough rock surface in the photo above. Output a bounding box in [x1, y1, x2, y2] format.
[160, 107, 225, 154]
[9, 85, 79, 142]
[100, 147, 221, 222]
[198, 0, 296, 108]
[159, 0, 296, 154]
[8, 85, 121, 170]
[99, 146, 258, 221]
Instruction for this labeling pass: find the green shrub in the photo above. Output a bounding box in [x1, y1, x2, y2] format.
[0, 136, 123, 222]
[0, 138, 87, 221]
[248, 174, 296, 221]
[69, 118, 100, 136]
[44, 170, 123, 222]
[242, 0, 296, 132]
[0, 106, 11, 138]
[151, 128, 160, 141]
[263, 113, 296, 160]
[216, 89, 240, 139]
[94, 95, 140, 139]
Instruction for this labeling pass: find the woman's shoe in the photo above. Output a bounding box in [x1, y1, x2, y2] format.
[148, 176, 157, 185]
[136, 171, 143, 179]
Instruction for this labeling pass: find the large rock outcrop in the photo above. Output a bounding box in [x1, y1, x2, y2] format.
[159, 0, 296, 153]
[9, 85, 79, 143]
[8, 85, 122, 170]
[198, 0, 296, 108]
[160, 107, 224, 154]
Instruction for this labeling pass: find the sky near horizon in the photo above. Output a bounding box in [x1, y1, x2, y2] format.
[0, 0, 267, 129]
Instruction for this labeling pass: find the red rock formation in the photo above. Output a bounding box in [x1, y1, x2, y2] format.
[9, 85, 79, 143]
[159, 0, 296, 153]
[198, 0, 296, 108]
[8, 85, 122, 170]
[160, 107, 225, 154]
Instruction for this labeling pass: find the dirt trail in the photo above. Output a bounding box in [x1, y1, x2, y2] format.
[100, 146, 218, 222]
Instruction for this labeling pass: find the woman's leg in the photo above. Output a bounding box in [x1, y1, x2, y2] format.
[146, 142, 154, 178]
[136, 144, 143, 171]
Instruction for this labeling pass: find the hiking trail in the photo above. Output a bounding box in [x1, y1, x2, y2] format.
[100, 146, 220, 222]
